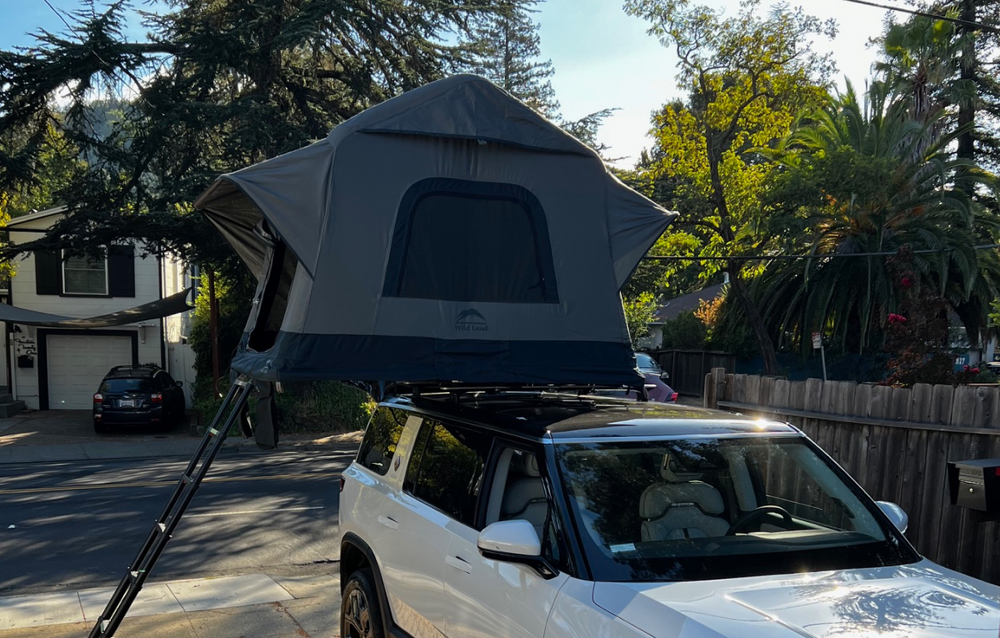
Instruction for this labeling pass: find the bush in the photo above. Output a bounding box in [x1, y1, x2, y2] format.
[660, 311, 707, 349]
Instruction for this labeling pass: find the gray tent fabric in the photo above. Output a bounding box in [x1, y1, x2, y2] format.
[195, 75, 676, 387]
[0, 289, 192, 328]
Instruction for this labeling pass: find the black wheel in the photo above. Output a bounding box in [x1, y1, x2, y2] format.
[341, 567, 385, 638]
[93, 421, 108, 434]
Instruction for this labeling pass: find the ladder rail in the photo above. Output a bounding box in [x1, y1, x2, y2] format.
[88, 379, 254, 638]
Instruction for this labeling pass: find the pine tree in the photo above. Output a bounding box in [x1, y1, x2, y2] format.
[460, 1, 559, 118]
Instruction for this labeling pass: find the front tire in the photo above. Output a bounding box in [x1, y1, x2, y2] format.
[341, 567, 385, 638]
[94, 421, 108, 434]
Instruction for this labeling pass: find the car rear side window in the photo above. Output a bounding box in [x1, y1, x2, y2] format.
[100, 378, 154, 393]
[404, 418, 491, 527]
[356, 407, 407, 476]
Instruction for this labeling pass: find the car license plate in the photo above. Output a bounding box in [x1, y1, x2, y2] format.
[119, 399, 135, 408]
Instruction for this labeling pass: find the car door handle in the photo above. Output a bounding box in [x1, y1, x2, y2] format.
[376, 515, 399, 530]
[445, 555, 472, 574]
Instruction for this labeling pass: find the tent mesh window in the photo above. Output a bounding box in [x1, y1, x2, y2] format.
[383, 179, 559, 304]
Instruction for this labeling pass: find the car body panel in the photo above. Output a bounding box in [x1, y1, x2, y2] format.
[339, 395, 1000, 638]
[442, 522, 568, 638]
[591, 561, 1000, 638]
[544, 578, 652, 638]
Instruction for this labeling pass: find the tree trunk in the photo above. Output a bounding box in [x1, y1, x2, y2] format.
[728, 263, 778, 375]
[957, 0, 977, 194]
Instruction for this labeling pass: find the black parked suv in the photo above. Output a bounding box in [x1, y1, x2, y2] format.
[93, 365, 185, 432]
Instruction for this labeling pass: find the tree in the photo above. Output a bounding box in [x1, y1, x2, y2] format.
[0, 0, 518, 271]
[623, 292, 657, 349]
[758, 81, 1000, 354]
[877, 1, 1000, 173]
[458, 0, 617, 155]
[460, 0, 559, 117]
[624, 0, 836, 374]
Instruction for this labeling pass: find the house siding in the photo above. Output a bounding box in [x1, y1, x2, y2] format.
[6, 210, 195, 409]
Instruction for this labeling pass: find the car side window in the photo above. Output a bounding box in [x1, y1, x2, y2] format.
[403, 418, 491, 528]
[356, 407, 407, 476]
[485, 447, 565, 566]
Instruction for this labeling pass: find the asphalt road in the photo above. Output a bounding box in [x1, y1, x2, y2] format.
[0, 449, 355, 596]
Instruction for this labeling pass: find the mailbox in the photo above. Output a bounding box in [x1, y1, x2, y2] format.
[948, 459, 1000, 520]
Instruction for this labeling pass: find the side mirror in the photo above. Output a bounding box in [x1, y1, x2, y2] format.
[877, 501, 908, 534]
[659, 372, 670, 381]
[477, 520, 558, 579]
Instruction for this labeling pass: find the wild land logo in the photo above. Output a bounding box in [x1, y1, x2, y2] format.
[455, 308, 488, 332]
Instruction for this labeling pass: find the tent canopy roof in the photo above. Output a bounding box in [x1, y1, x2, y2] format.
[195, 75, 676, 387]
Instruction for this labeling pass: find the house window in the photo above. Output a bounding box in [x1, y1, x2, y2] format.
[62, 251, 108, 295]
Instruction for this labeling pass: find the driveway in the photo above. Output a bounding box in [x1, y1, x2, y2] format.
[0, 410, 191, 449]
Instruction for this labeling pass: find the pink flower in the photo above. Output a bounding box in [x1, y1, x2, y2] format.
[972, 368, 981, 374]
[900, 276, 913, 288]
[965, 365, 971, 371]
[888, 313, 908, 325]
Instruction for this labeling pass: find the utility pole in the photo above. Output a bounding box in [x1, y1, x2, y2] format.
[208, 268, 220, 397]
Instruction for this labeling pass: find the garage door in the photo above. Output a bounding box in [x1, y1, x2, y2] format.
[47, 334, 134, 409]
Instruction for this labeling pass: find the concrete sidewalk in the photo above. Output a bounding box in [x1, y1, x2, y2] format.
[0, 410, 362, 465]
[0, 572, 340, 638]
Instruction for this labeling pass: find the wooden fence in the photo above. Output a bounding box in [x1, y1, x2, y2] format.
[704, 369, 1000, 585]
[652, 350, 735, 396]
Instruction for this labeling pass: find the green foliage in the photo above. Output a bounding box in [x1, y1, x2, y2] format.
[189, 272, 254, 383]
[275, 382, 376, 432]
[623, 292, 657, 348]
[659, 312, 706, 349]
[0, 0, 522, 269]
[625, 0, 836, 373]
[758, 81, 1000, 354]
[460, 0, 559, 117]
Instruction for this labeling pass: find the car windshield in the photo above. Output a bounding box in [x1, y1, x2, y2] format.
[101, 378, 154, 393]
[635, 354, 659, 372]
[555, 437, 917, 582]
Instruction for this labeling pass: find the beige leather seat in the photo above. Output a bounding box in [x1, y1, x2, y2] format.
[640, 456, 729, 541]
[501, 454, 548, 539]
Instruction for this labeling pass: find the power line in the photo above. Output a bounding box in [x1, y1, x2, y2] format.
[644, 243, 1000, 262]
[836, 0, 1000, 34]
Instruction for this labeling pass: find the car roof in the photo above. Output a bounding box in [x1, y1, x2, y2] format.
[104, 366, 161, 379]
[385, 394, 796, 441]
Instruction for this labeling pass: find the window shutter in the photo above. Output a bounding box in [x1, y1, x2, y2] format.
[108, 245, 135, 297]
[35, 250, 62, 295]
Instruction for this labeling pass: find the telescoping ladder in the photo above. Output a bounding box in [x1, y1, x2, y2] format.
[87, 377, 255, 638]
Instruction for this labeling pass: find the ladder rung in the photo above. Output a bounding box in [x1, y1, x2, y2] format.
[158, 522, 167, 533]
[208, 428, 219, 436]
[180, 474, 193, 484]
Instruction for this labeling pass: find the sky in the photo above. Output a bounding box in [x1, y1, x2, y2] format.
[1, 0, 896, 167]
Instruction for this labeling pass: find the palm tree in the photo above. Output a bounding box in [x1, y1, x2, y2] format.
[757, 81, 1000, 355]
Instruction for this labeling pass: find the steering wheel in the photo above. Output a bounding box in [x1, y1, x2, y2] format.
[726, 505, 794, 536]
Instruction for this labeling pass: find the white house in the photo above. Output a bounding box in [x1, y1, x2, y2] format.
[2, 207, 197, 410]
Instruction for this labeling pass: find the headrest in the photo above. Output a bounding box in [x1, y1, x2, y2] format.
[660, 454, 702, 482]
[640, 481, 725, 520]
[512, 452, 541, 477]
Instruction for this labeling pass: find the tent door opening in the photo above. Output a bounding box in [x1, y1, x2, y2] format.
[246, 223, 296, 353]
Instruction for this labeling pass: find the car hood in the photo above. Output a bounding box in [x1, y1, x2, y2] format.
[592, 560, 1000, 638]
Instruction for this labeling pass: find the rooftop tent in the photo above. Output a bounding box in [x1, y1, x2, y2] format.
[194, 75, 676, 387]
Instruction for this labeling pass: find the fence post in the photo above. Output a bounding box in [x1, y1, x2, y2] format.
[704, 367, 726, 409]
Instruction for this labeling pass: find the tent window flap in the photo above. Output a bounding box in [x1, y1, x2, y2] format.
[383, 178, 559, 304]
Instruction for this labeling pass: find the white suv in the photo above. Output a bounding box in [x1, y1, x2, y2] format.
[338, 393, 1000, 638]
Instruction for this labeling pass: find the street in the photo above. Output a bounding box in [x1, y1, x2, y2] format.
[0, 449, 353, 596]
